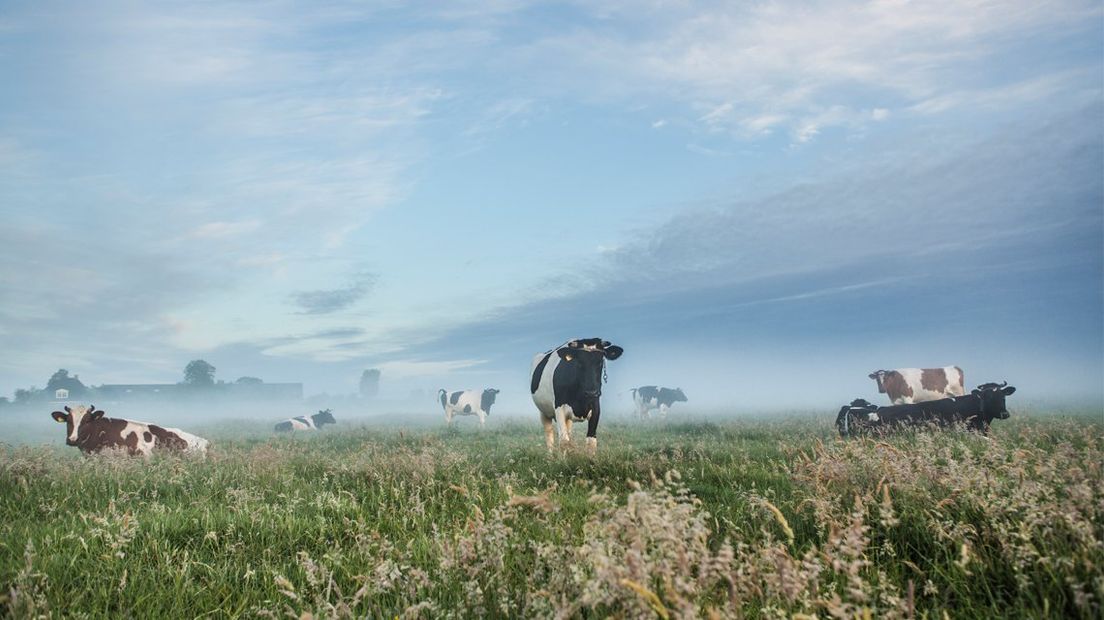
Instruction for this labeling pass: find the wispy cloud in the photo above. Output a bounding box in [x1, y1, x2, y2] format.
[532, 0, 1101, 141]
[290, 273, 378, 315]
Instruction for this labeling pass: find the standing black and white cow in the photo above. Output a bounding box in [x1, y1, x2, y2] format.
[274, 409, 336, 432]
[530, 338, 624, 452]
[631, 386, 688, 418]
[438, 388, 499, 426]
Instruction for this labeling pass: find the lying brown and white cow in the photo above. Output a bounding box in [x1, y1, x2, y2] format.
[868, 366, 965, 405]
[50, 404, 209, 456]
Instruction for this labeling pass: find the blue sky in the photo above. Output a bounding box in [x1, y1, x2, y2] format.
[2, 0, 1101, 408]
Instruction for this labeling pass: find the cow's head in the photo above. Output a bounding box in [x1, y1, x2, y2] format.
[481, 388, 500, 414]
[313, 409, 336, 427]
[868, 370, 889, 393]
[663, 387, 688, 403]
[50, 404, 103, 446]
[557, 338, 624, 414]
[972, 382, 1016, 421]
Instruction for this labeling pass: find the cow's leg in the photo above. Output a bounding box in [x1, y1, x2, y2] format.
[659, 403, 669, 419]
[477, 411, 486, 427]
[585, 401, 601, 453]
[445, 409, 453, 426]
[563, 417, 573, 439]
[542, 416, 555, 451]
[555, 406, 571, 444]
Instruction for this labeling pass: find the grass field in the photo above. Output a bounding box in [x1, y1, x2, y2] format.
[1, 412, 1101, 619]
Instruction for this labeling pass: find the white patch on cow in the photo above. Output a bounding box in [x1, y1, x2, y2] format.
[67, 406, 91, 443]
[287, 416, 315, 430]
[531, 351, 562, 422]
[122, 421, 158, 456]
[586, 436, 597, 452]
[944, 365, 966, 397]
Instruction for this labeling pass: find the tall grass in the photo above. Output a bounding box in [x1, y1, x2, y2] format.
[0, 413, 1100, 618]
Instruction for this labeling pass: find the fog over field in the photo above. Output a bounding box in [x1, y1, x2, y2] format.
[1, 2, 1101, 418]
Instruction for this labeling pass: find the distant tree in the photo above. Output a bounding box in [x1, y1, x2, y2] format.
[235, 376, 263, 385]
[46, 369, 87, 397]
[183, 360, 216, 387]
[14, 388, 38, 404]
[359, 369, 381, 399]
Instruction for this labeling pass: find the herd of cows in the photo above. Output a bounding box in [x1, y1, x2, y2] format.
[46, 337, 1017, 457]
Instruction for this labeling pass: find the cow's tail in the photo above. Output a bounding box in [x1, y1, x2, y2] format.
[438, 389, 447, 410]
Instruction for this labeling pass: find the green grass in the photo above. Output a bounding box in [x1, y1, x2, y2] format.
[0, 412, 1101, 618]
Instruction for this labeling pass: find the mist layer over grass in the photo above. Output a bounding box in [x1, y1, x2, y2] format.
[1, 411, 1101, 618]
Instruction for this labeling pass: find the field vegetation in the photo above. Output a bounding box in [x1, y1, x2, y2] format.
[1, 411, 1101, 618]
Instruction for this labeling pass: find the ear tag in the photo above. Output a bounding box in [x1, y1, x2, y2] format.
[564, 354, 573, 361]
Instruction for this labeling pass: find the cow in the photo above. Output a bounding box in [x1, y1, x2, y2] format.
[868, 366, 965, 404]
[530, 338, 624, 452]
[274, 409, 336, 432]
[438, 388, 499, 426]
[837, 382, 1016, 437]
[50, 404, 209, 456]
[631, 386, 688, 418]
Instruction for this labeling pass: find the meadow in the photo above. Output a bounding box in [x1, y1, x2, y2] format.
[0, 411, 1101, 619]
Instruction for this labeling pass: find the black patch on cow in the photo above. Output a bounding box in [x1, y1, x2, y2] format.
[143, 431, 153, 442]
[462, 404, 472, 413]
[531, 352, 552, 394]
[274, 421, 293, 432]
[480, 389, 498, 414]
[312, 409, 336, 428]
[148, 425, 188, 451]
[839, 384, 1016, 437]
[634, 386, 659, 402]
[553, 348, 607, 433]
[69, 415, 128, 454]
[657, 387, 688, 407]
[293, 416, 310, 425]
[449, 391, 463, 405]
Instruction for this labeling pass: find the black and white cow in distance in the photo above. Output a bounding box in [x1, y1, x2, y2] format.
[438, 388, 499, 426]
[631, 386, 688, 418]
[531, 338, 624, 452]
[836, 382, 1017, 437]
[50, 404, 209, 456]
[274, 409, 336, 432]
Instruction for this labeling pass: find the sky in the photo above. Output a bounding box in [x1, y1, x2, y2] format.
[1, 0, 1101, 410]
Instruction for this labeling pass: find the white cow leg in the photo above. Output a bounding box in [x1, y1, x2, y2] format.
[660, 404, 669, 419]
[478, 412, 486, 427]
[563, 417, 573, 440]
[542, 417, 555, 451]
[555, 407, 571, 444]
[445, 411, 453, 426]
[586, 436, 597, 453]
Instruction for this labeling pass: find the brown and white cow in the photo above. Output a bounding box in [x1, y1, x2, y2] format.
[50, 404, 209, 456]
[868, 366, 965, 405]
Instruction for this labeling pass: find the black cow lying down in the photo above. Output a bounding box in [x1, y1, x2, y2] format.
[836, 382, 1016, 438]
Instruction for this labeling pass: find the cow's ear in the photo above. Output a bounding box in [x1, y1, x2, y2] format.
[51, 411, 67, 423]
[1001, 386, 1016, 395]
[603, 345, 624, 360]
[557, 348, 575, 361]
[88, 409, 104, 421]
